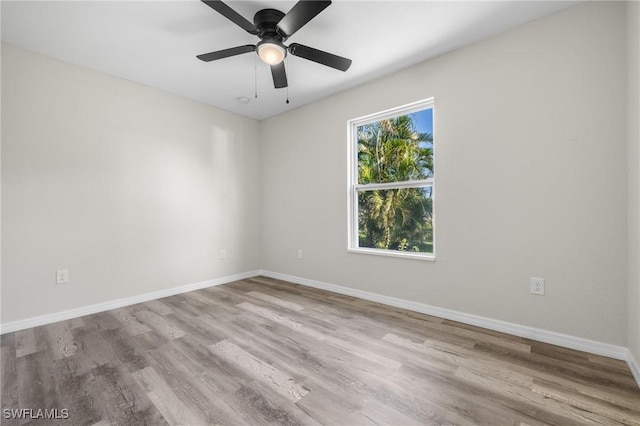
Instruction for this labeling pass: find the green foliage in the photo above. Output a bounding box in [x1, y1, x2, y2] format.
[357, 114, 434, 253]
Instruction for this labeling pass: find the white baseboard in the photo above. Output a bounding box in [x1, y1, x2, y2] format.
[260, 270, 632, 363]
[0, 270, 261, 334]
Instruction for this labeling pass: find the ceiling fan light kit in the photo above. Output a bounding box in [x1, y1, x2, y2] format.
[197, 0, 352, 90]
[256, 39, 287, 65]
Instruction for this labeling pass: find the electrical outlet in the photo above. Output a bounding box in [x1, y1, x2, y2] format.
[297, 249, 303, 260]
[220, 249, 226, 259]
[56, 269, 69, 285]
[530, 277, 545, 295]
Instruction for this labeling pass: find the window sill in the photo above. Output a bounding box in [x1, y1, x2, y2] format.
[347, 247, 435, 261]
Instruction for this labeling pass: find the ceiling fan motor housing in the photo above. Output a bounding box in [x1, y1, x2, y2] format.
[254, 9, 286, 40]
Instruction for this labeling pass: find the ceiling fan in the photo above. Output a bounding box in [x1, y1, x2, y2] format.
[197, 0, 352, 89]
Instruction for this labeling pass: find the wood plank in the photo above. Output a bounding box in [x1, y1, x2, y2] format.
[1, 342, 19, 421]
[16, 350, 62, 414]
[237, 301, 304, 330]
[72, 328, 120, 370]
[145, 342, 249, 424]
[134, 310, 185, 340]
[90, 362, 167, 425]
[473, 341, 640, 392]
[143, 299, 174, 316]
[237, 301, 402, 372]
[132, 366, 204, 425]
[453, 367, 612, 425]
[86, 311, 122, 331]
[209, 339, 309, 403]
[43, 322, 78, 360]
[246, 291, 305, 312]
[51, 356, 104, 425]
[111, 307, 153, 336]
[532, 377, 640, 425]
[15, 328, 40, 358]
[169, 334, 251, 394]
[100, 327, 149, 372]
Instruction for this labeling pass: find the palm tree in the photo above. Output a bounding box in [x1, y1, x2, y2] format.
[357, 114, 433, 252]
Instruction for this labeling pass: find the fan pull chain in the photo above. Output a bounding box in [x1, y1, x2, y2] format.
[254, 56, 258, 99]
[285, 57, 290, 104]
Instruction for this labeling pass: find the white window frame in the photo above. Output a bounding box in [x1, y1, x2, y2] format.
[347, 98, 435, 261]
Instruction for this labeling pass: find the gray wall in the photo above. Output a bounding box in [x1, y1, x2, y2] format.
[628, 0, 640, 365]
[1, 44, 262, 323]
[259, 1, 629, 345]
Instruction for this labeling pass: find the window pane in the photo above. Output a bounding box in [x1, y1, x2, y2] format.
[357, 109, 433, 184]
[357, 186, 433, 253]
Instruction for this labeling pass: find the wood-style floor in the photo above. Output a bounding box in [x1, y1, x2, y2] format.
[1, 276, 639, 425]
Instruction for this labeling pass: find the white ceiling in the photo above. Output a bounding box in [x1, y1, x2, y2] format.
[1, 0, 577, 120]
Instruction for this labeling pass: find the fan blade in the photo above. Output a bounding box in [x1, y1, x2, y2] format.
[270, 62, 288, 88]
[277, 0, 331, 37]
[197, 45, 256, 62]
[201, 0, 257, 34]
[289, 43, 351, 71]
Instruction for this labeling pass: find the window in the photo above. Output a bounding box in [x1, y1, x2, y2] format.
[348, 99, 434, 260]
